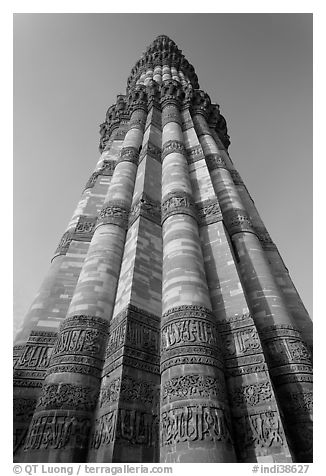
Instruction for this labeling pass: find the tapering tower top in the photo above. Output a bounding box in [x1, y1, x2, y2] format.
[126, 34, 199, 92]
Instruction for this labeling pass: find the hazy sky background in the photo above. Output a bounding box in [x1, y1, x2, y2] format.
[13, 13, 312, 334]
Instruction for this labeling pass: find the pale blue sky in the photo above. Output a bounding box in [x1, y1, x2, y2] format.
[13, 13, 312, 333]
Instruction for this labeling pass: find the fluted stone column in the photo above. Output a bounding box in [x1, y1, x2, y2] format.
[88, 81, 162, 463]
[182, 105, 292, 462]
[22, 86, 148, 463]
[159, 80, 236, 463]
[192, 93, 312, 462]
[13, 101, 128, 462]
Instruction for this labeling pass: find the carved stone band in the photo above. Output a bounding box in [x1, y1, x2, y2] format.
[259, 324, 312, 369]
[162, 374, 227, 404]
[186, 144, 205, 164]
[36, 383, 99, 411]
[161, 305, 222, 358]
[90, 408, 159, 449]
[52, 315, 109, 358]
[161, 140, 186, 161]
[161, 191, 197, 225]
[48, 315, 109, 377]
[84, 160, 116, 190]
[53, 215, 98, 259]
[205, 153, 228, 171]
[196, 198, 222, 226]
[128, 193, 161, 227]
[105, 305, 160, 362]
[161, 405, 233, 446]
[24, 411, 91, 452]
[117, 146, 139, 165]
[97, 202, 130, 230]
[223, 208, 257, 237]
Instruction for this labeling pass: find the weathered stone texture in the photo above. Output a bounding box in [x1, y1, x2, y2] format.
[14, 34, 312, 464]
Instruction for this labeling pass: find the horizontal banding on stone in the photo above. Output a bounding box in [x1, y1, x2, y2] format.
[161, 190, 197, 225]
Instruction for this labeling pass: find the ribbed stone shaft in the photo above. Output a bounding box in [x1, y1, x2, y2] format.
[13, 121, 124, 463]
[22, 105, 147, 463]
[193, 111, 312, 462]
[159, 95, 236, 463]
[87, 95, 162, 463]
[182, 108, 292, 462]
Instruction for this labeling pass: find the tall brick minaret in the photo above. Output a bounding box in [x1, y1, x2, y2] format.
[14, 35, 313, 464]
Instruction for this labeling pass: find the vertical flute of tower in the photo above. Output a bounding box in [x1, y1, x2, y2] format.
[192, 100, 312, 462]
[22, 87, 148, 463]
[159, 80, 236, 463]
[224, 160, 313, 351]
[181, 104, 292, 462]
[13, 113, 126, 462]
[88, 80, 162, 463]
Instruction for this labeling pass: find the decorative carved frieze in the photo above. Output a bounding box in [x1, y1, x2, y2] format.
[161, 306, 223, 371]
[231, 381, 273, 407]
[196, 198, 222, 226]
[16, 345, 52, 370]
[161, 191, 197, 224]
[104, 305, 160, 376]
[162, 374, 226, 403]
[97, 201, 130, 230]
[99, 377, 121, 407]
[47, 315, 109, 377]
[234, 411, 284, 450]
[14, 398, 37, 422]
[205, 153, 228, 171]
[24, 412, 91, 451]
[52, 315, 108, 356]
[54, 231, 72, 256]
[117, 146, 139, 165]
[74, 215, 97, 238]
[282, 391, 313, 415]
[186, 144, 205, 163]
[161, 405, 233, 446]
[259, 324, 312, 369]
[128, 193, 161, 227]
[36, 383, 99, 411]
[91, 409, 159, 449]
[53, 214, 98, 257]
[161, 139, 186, 160]
[100, 376, 156, 409]
[223, 208, 257, 237]
[221, 326, 262, 359]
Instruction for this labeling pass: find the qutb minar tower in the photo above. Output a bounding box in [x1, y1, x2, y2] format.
[13, 35, 313, 464]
